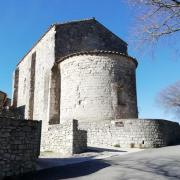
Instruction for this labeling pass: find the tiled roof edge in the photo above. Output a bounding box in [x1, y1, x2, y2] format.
[56, 50, 138, 67]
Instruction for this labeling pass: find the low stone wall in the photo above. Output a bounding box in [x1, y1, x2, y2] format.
[0, 91, 6, 111]
[41, 120, 87, 155]
[78, 119, 180, 148]
[0, 107, 24, 119]
[0, 117, 41, 178]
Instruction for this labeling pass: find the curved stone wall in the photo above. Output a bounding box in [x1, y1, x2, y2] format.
[78, 119, 180, 148]
[58, 52, 138, 123]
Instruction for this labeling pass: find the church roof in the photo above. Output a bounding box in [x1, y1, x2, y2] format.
[17, 18, 128, 66]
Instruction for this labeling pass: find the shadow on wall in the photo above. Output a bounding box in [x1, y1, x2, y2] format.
[9, 158, 111, 180]
[73, 128, 87, 154]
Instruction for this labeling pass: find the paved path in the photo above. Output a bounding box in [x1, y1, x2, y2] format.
[14, 145, 180, 180]
[37, 147, 142, 170]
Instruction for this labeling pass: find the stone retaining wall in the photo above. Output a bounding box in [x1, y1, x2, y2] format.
[41, 120, 87, 155]
[0, 117, 41, 178]
[79, 119, 180, 148]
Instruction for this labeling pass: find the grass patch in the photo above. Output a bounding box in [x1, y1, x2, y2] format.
[114, 144, 121, 148]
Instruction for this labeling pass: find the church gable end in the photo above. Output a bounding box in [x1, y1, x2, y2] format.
[55, 19, 127, 61]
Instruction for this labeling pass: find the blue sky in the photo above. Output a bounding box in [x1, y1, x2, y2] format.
[0, 0, 179, 121]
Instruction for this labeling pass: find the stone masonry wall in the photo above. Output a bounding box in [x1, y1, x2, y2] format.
[0, 117, 41, 178]
[0, 108, 24, 119]
[59, 53, 138, 123]
[41, 120, 87, 155]
[0, 91, 6, 111]
[15, 27, 56, 132]
[79, 119, 180, 148]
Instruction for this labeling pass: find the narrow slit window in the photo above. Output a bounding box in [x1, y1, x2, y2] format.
[12, 68, 19, 107]
[49, 65, 60, 125]
[117, 86, 125, 105]
[28, 52, 36, 119]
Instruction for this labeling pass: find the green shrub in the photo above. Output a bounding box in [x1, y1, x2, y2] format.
[114, 144, 120, 148]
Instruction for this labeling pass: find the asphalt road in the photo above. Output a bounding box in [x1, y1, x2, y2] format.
[11, 145, 180, 180]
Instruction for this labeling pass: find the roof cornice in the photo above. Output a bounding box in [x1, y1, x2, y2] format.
[56, 50, 138, 67]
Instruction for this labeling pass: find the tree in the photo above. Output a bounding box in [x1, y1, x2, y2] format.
[127, 0, 180, 44]
[125, 1, 180, 117]
[157, 80, 180, 117]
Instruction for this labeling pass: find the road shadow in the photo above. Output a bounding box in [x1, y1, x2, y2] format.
[7, 159, 110, 180]
[86, 146, 127, 153]
[37, 146, 126, 170]
[37, 155, 97, 170]
[105, 148, 180, 180]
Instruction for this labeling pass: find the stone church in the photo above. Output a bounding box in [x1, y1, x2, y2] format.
[12, 18, 138, 131]
[12, 18, 180, 153]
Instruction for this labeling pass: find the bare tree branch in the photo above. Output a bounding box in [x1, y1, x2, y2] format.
[157, 81, 180, 117]
[127, 0, 180, 44]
